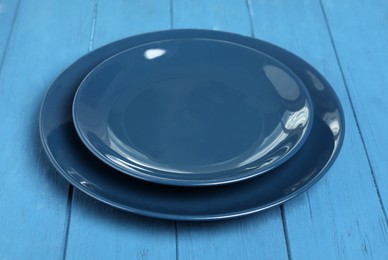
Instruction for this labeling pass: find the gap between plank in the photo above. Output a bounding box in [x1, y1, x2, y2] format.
[62, 2, 100, 258]
[318, 0, 388, 225]
[245, 2, 292, 259]
[280, 205, 293, 260]
[0, 0, 21, 76]
[245, 0, 255, 38]
[62, 186, 74, 260]
[175, 221, 179, 260]
[88, 0, 99, 52]
[170, 0, 174, 29]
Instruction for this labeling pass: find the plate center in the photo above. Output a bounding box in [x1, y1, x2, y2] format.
[110, 75, 267, 173]
[73, 38, 313, 181]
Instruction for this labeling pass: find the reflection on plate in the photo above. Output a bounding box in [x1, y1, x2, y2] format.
[73, 38, 313, 186]
[40, 29, 344, 221]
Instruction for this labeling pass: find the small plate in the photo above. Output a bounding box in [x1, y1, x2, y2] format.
[73, 38, 314, 186]
[39, 29, 344, 221]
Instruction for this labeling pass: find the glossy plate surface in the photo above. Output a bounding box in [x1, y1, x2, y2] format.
[40, 29, 344, 221]
[73, 38, 313, 186]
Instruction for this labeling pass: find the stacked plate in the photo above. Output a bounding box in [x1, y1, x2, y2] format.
[40, 29, 345, 221]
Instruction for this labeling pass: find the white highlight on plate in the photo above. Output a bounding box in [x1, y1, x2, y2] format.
[235, 100, 310, 168]
[307, 70, 325, 91]
[263, 65, 301, 101]
[144, 48, 166, 60]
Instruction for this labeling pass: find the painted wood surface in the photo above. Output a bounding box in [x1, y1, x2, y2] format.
[0, 0, 95, 259]
[173, 1, 288, 259]
[64, 1, 177, 260]
[248, 1, 388, 259]
[0, 0, 19, 66]
[321, 0, 388, 213]
[0, 0, 387, 259]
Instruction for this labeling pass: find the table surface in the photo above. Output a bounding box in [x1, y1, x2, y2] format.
[1, 0, 387, 259]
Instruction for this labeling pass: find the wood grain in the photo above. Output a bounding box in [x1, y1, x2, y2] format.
[0, 0, 387, 259]
[63, 1, 176, 259]
[0, 0, 19, 60]
[92, 0, 172, 49]
[173, 0, 251, 36]
[173, 1, 288, 259]
[178, 209, 288, 260]
[248, 0, 388, 259]
[0, 0, 95, 258]
[0, 0, 19, 66]
[321, 0, 388, 214]
[66, 192, 175, 260]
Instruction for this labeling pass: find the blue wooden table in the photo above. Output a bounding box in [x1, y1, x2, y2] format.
[1, 0, 387, 259]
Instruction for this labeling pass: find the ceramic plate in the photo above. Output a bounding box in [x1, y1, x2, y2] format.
[40, 29, 344, 221]
[73, 38, 314, 186]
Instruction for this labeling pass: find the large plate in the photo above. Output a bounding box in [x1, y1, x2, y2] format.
[40, 29, 344, 221]
[72, 38, 314, 186]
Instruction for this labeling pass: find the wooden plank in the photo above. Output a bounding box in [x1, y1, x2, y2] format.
[321, 0, 388, 213]
[0, 0, 95, 259]
[92, 0, 172, 49]
[173, 1, 288, 259]
[178, 209, 288, 260]
[173, 0, 251, 36]
[248, 0, 388, 259]
[0, 0, 19, 64]
[64, 1, 176, 259]
[66, 192, 176, 260]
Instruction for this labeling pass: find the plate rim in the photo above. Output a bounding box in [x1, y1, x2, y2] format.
[39, 29, 345, 221]
[71, 37, 315, 186]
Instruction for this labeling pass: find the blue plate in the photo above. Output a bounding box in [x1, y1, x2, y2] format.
[39, 29, 344, 221]
[73, 38, 314, 186]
